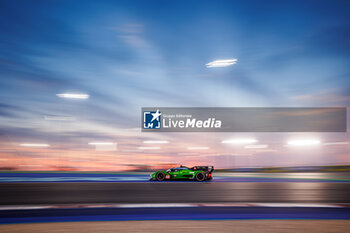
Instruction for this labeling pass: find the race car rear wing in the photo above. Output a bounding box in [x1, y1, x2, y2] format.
[191, 166, 214, 173]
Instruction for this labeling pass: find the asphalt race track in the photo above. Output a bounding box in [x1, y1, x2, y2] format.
[1, 182, 350, 205]
[1, 173, 350, 229]
[0, 172, 350, 182]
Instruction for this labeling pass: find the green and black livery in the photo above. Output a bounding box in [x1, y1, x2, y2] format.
[150, 165, 214, 181]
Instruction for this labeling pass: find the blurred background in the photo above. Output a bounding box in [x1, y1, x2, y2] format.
[0, 0, 350, 232]
[0, 0, 349, 172]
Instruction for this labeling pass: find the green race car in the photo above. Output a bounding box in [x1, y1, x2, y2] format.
[150, 165, 214, 181]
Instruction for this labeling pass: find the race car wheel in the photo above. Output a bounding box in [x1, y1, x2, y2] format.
[156, 172, 165, 181]
[195, 172, 205, 181]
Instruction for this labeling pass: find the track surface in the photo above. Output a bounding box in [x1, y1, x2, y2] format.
[0, 172, 350, 182]
[1, 182, 350, 205]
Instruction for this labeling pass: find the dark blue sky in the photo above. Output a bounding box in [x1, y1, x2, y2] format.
[0, 0, 349, 169]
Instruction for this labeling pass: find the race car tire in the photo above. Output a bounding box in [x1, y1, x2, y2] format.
[195, 172, 205, 181]
[156, 172, 165, 181]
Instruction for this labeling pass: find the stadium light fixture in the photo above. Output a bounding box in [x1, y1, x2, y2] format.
[88, 142, 116, 145]
[287, 139, 321, 146]
[20, 144, 50, 147]
[143, 140, 169, 144]
[206, 59, 238, 68]
[138, 147, 161, 150]
[89, 142, 117, 151]
[187, 146, 209, 150]
[221, 138, 257, 144]
[56, 93, 89, 99]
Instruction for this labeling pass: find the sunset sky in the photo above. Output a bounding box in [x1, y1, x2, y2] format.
[0, 0, 349, 170]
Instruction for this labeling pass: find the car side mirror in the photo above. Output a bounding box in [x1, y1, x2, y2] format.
[166, 169, 171, 173]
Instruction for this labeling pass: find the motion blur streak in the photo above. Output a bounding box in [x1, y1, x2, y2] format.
[56, 93, 89, 99]
[1, 182, 349, 205]
[19, 144, 50, 147]
[0, 0, 349, 232]
[222, 138, 258, 144]
[1, 220, 349, 233]
[1, 207, 350, 224]
[206, 59, 238, 68]
[287, 139, 321, 146]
